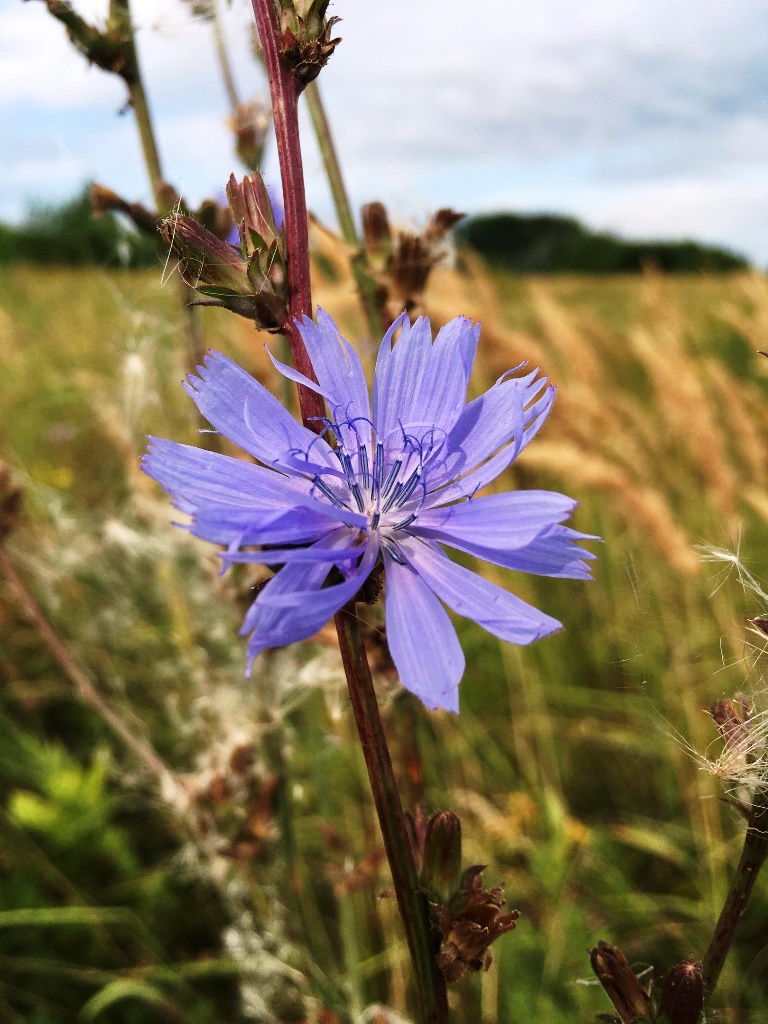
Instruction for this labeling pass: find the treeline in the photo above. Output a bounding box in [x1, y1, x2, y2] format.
[2, 191, 751, 274]
[456, 212, 750, 273]
[0, 188, 160, 268]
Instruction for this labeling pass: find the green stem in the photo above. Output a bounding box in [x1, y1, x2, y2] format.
[304, 80, 384, 340]
[211, 0, 241, 112]
[105, 0, 206, 371]
[702, 789, 768, 994]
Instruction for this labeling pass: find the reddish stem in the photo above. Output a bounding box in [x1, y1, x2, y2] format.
[249, 3, 449, 1019]
[249, 0, 324, 427]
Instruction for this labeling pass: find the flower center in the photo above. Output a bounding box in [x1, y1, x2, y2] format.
[305, 415, 443, 540]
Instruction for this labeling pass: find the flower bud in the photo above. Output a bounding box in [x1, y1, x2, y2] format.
[657, 959, 704, 1024]
[421, 811, 462, 905]
[589, 941, 651, 1023]
[160, 172, 290, 330]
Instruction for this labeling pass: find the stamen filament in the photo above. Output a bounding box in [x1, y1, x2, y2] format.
[393, 512, 417, 530]
[312, 475, 349, 508]
[382, 482, 404, 513]
[395, 469, 421, 506]
[382, 459, 402, 497]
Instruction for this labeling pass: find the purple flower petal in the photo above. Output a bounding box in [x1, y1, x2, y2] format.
[298, 309, 371, 425]
[383, 549, 464, 713]
[244, 535, 379, 665]
[413, 490, 578, 554]
[494, 524, 598, 579]
[143, 437, 365, 546]
[396, 535, 562, 644]
[374, 316, 479, 447]
[427, 379, 556, 502]
[183, 350, 337, 471]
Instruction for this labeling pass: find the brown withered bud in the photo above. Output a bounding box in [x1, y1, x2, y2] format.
[0, 464, 23, 542]
[160, 172, 289, 330]
[589, 941, 651, 1024]
[276, 0, 341, 85]
[362, 202, 393, 271]
[657, 958, 704, 1024]
[710, 695, 752, 775]
[90, 183, 158, 236]
[433, 865, 519, 983]
[228, 99, 271, 170]
[363, 203, 465, 314]
[33, 0, 129, 77]
[751, 617, 768, 636]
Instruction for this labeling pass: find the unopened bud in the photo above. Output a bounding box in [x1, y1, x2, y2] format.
[657, 958, 704, 1024]
[421, 811, 462, 905]
[589, 941, 651, 1023]
[159, 198, 287, 330]
[228, 99, 271, 171]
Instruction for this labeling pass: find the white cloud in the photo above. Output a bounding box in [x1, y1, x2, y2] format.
[1, 0, 767, 262]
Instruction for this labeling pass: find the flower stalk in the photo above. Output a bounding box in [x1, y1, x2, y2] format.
[249, 1, 448, 1017]
[37, 0, 206, 371]
[249, 0, 321, 426]
[702, 787, 768, 993]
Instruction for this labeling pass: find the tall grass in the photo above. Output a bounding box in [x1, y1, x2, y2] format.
[1, 254, 768, 1022]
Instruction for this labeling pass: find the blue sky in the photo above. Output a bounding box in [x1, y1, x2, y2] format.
[3, 0, 768, 263]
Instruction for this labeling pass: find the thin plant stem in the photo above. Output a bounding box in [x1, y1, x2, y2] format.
[249, 2, 448, 1019]
[702, 790, 768, 994]
[109, 0, 206, 371]
[0, 545, 184, 810]
[304, 80, 384, 339]
[335, 603, 449, 1023]
[211, 0, 241, 112]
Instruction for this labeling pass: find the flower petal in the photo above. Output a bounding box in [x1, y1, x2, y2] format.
[426, 377, 555, 502]
[416, 505, 596, 577]
[413, 490, 578, 554]
[373, 316, 479, 447]
[396, 535, 562, 644]
[144, 437, 365, 546]
[221, 534, 364, 566]
[183, 350, 336, 470]
[383, 549, 464, 713]
[244, 535, 379, 665]
[494, 524, 598, 579]
[299, 309, 371, 424]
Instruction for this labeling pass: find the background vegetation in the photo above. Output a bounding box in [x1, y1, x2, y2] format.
[2, 239, 768, 1022]
[456, 212, 750, 274]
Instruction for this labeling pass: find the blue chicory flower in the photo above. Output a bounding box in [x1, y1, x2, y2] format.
[144, 311, 595, 713]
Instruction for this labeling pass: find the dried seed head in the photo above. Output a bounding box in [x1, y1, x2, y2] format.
[657, 958, 704, 1024]
[589, 941, 651, 1024]
[227, 99, 271, 170]
[361, 203, 465, 314]
[433, 865, 519, 983]
[275, 1, 341, 85]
